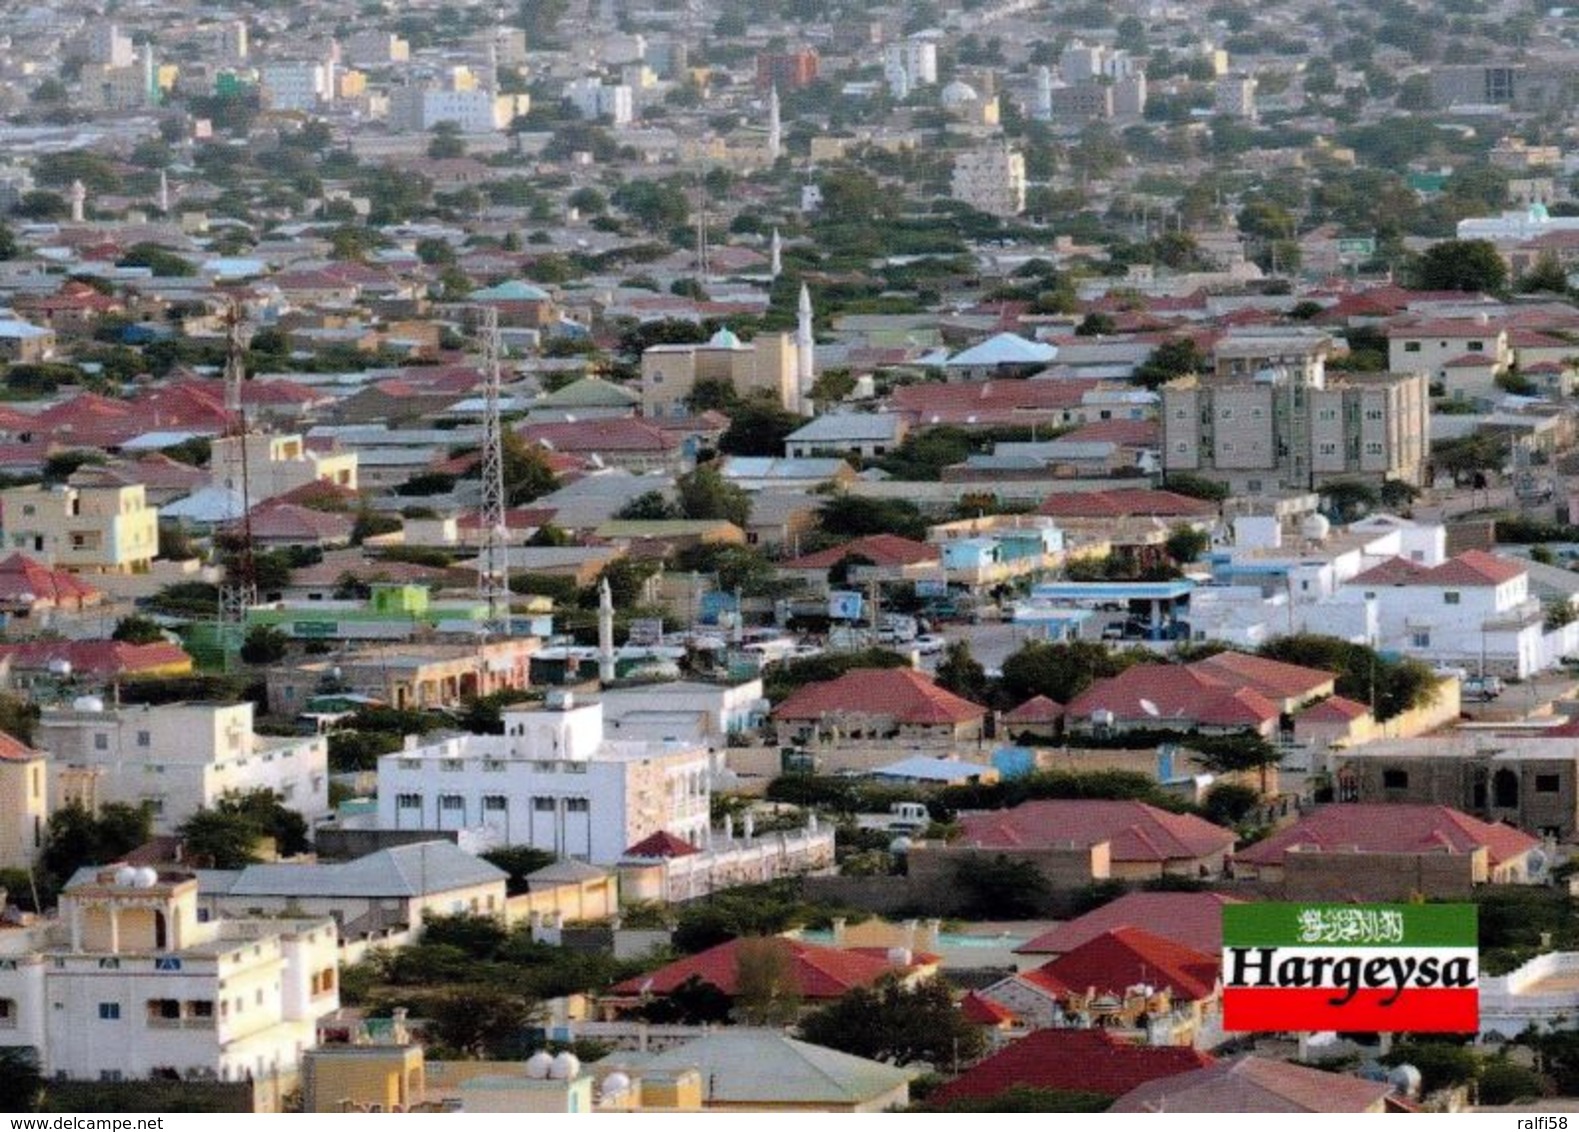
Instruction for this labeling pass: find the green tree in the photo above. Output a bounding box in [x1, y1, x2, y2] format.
[954, 854, 1052, 919]
[42, 802, 154, 880]
[111, 615, 166, 645]
[1322, 479, 1379, 523]
[178, 808, 266, 869]
[818, 495, 928, 541]
[615, 490, 680, 521]
[1163, 473, 1230, 502]
[239, 624, 289, 665]
[1134, 337, 1207, 389]
[800, 977, 987, 1068]
[415, 236, 457, 266]
[0, 1047, 44, 1112]
[0, 220, 17, 262]
[427, 121, 467, 159]
[717, 397, 807, 457]
[675, 465, 751, 527]
[424, 984, 538, 1058]
[732, 936, 802, 1025]
[1202, 782, 1261, 827]
[1411, 239, 1508, 293]
[1164, 526, 1209, 564]
[116, 243, 195, 276]
[1000, 639, 1141, 705]
[934, 641, 988, 704]
[500, 430, 558, 505]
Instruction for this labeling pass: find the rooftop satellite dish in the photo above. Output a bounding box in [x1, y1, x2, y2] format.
[1139, 698, 1161, 717]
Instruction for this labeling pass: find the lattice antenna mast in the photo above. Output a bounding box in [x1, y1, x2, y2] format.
[476, 305, 509, 635]
[217, 300, 257, 647]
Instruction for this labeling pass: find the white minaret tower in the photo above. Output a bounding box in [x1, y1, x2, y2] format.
[69, 180, 86, 223]
[157, 170, 170, 214]
[598, 577, 616, 683]
[796, 283, 815, 413]
[770, 227, 782, 279]
[142, 42, 156, 106]
[767, 84, 782, 162]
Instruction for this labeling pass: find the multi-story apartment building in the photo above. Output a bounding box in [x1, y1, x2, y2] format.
[0, 482, 158, 574]
[755, 49, 818, 91]
[564, 78, 634, 126]
[376, 692, 710, 864]
[951, 144, 1026, 217]
[261, 63, 328, 113]
[38, 700, 330, 833]
[210, 433, 358, 500]
[0, 865, 338, 1083]
[387, 87, 530, 133]
[1162, 357, 1429, 493]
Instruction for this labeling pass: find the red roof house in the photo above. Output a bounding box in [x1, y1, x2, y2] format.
[771, 668, 986, 745]
[1065, 663, 1283, 735]
[954, 799, 1233, 878]
[622, 830, 700, 859]
[1015, 891, 1243, 959]
[1037, 489, 1216, 520]
[780, 533, 940, 572]
[928, 1029, 1214, 1107]
[0, 553, 104, 614]
[608, 936, 933, 1003]
[1109, 1056, 1397, 1113]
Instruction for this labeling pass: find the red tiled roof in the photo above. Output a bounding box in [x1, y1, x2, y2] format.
[929, 1029, 1214, 1107]
[0, 731, 41, 762]
[1066, 663, 1281, 729]
[1003, 694, 1064, 725]
[1352, 549, 1525, 588]
[1235, 803, 1540, 868]
[0, 554, 102, 605]
[0, 639, 191, 680]
[781, 533, 940, 570]
[1383, 318, 1505, 339]
[1021, 926, 1220, 1003]
[1187, 651, 1334, 703]
[1058, 419, 1160, 446]
[1015, 892, 1243, 957]
[1109, 1056, 1394, 1114]
[956, 799, 1233, 864]
[772, 667, 986, 726]
[1038, 489, 1216, 519]
[516, 417, 676, 453]
[960, 990, 1015, 1025]
[890, 378, 1100, 426]
[1296, 695, 1369, 722]
[623, 830, 699, 858]
[609, 936, 919, 999]
[246, 500, 356, 543]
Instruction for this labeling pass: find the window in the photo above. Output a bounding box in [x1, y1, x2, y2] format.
[94, 734, 108, 751]
[1319, 443, 1336, 455]
[1537, 774, 1561, 794]
[1404, 341, 1421, 353]
[482, 795, 507, 812]
[1382, 769, 1409, 790]
[1443, 592, 1461, 605]
[0, 998, 15, 1028]
[1468, 341, 1483, 352]
[1410, 631, 1430, 648]
[533, 796, 556, 812]
[396, 793, 422, 809]
[98, 1002, 121, 1021]
[1366, 443, 1384, 455]
[439, 795, 464, 811]
[147, 999, 180, 1023]
[566, 798, 590, 813]
[440, 759, 464, 772]
[98, 958, 120, 970]
[136, 731, 150, 747]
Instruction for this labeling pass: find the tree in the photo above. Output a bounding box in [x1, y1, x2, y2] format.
[424, 985, 538, 1058]
[240, 624, 288, 665]
[717, 397, 807, 457]
[615, 490, 680, 521]
[415, 236, 457, 266]
[799, 977, 986, 1068]
[637, 974, 733, 1024]
[935, 641, 988, 705]
[117, 243, 196, 277]
[177, 808, 266, 869]
[1202, 782, 1260, 826]
[676, 465, 751, 527]
[0, 1047, 44, 1112]
[954, 854, 1052, 919]
[818, 495, 928, 541]
[732, 936, 802, 1025]
[42, 802, 154, 881]
[0, 220, 17, 262]
[1164, 525, 1209, 564]
[1258, 634, 1438, 722]
[1000, 640, 1140, 706]
[1134, 337, 1207, 389]
[111, 615, 166, 645]
[500, 430, 558, 505]
[1411, 239, 1508, 293]
[1322, 479, 1379, 523]
[1164, 473, 1230, 502]
[427, 121, 467, 159]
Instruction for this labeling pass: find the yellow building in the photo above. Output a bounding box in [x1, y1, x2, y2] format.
[0, 482, 159, 573]
[641, 329, 800, 417]
[0, 733, 46, 870]
[303, 1043, 593, 1113]
[302, 1041, 425, 1113]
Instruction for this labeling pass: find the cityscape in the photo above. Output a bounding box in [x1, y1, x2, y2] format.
[2, 0, 1579, 1115]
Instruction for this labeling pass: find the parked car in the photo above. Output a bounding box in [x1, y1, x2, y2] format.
[1462, 675, 1504, 701]
[913, 634, 947, 655]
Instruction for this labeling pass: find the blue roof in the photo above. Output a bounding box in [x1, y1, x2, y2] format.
[1030, 580, 1195, 601]
[946, 332, 1056, 367]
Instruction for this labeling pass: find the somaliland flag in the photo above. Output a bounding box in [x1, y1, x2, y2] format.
[1222, 903, 1478, 1033]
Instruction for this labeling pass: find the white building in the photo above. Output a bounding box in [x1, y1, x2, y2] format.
[261, 63, 328, 113]
[598, 679, 767, 746]
[83, 23, 135, 67]
[883, 36, 937, 88]
[387, 86, 527, 133]
[0, 865, 338, 1084]
[376, 693, 710, 864]
[951, 145, 1026, 217]
[210, 433, 358, 500]
[1215, 73, 1257, 119]
[38, 700, 331, 834]
[564, 78, 634, 127]
[1345, 549, 1543, 677]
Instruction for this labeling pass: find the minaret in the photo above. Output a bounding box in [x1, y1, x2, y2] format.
[796, 283, 814, 413]
[157, 170, 169, 214]
[598, 577, 615, 683]
[69, 180, 86, 223]
[770, 227, 782, 279]
[142, 42, 156, 106]
[767, 84, 782, 162]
